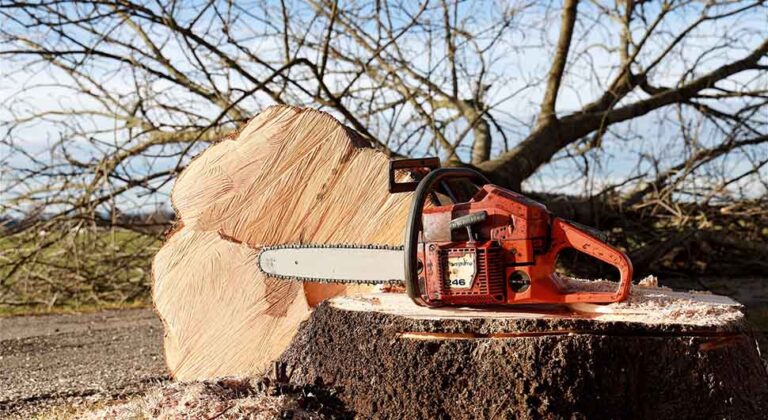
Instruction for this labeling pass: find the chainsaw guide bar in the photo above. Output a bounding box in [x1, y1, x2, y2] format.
[258, 243, 406, 285]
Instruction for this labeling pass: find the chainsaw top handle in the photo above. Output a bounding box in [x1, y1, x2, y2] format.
[403, 167, 490, 305]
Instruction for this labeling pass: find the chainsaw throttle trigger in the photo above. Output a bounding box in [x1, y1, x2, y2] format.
[544, 218, 633, 303]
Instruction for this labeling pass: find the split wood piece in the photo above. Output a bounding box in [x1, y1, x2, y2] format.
[280, 288, 768, 419]
[152, 106, 413, 380]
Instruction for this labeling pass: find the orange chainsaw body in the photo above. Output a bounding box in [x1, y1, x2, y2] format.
[394, 159, 633, 307]
[415, 185, 632, 306]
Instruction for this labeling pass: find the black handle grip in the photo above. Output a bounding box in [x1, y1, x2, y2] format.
[449, 211, 487, 231]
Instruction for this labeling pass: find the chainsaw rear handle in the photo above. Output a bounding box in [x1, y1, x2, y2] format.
[548, 218, 633, 302]
[404, 167, 490, 305]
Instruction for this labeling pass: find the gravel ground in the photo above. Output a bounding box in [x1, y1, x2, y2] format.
[0, 308, 169, 418]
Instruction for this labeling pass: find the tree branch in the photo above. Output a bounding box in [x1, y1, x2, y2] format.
[537, 0, 579, 126]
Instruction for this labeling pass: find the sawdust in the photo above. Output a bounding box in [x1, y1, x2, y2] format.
[338, 275, 745, 328]
[75, 377, 351, 420]
[563, 275, 743, 327]
[637, 275, 660, 288]
[75, 379, 282, 420]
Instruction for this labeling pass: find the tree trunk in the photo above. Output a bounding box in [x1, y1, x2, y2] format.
[280, 291, 768, 419]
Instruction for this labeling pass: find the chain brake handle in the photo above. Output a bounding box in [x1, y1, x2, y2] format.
[388, 157, 441, 193]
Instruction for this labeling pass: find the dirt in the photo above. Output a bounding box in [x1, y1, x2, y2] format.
[0, 308, 169, 418]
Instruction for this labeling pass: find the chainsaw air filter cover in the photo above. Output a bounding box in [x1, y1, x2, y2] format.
[425, 242, 506, 305]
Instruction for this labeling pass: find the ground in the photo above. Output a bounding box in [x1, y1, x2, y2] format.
[0, 278, 765, 418]
[0, 308, 351, 419]
[0, 308, 168, 418]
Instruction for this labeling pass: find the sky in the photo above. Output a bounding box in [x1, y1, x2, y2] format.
[1, 0, 766, 215]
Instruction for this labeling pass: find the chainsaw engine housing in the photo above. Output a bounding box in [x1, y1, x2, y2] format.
[417, 185, 553, 305]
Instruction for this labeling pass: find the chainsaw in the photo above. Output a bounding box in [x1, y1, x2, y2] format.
[258, 158, 633, 307]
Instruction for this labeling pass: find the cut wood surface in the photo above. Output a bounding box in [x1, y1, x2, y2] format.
[281, 288, 768, 419]
[328, 279, 744, 328]
[152, 106, 413, 380]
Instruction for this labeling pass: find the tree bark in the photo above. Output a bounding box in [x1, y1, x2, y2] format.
[281, 292, 768, 419]
[468, 106, 492, 165]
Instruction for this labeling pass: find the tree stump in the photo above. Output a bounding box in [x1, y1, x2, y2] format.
[280, 284, 768, 419]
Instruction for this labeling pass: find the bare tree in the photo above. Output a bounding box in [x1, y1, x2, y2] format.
[1, 0, 766, 306]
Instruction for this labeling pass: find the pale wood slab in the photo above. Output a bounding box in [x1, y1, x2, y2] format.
[152, 106, 413, 380]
